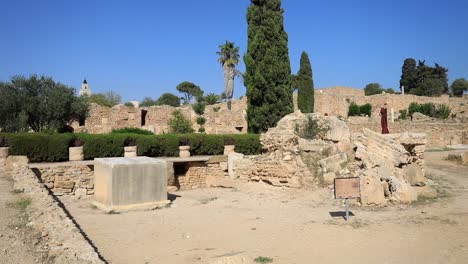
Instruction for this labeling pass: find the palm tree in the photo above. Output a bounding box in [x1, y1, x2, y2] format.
[217, 41, 240, 109]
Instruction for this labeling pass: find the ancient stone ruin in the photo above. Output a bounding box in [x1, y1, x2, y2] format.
[230, 111, 431, 205]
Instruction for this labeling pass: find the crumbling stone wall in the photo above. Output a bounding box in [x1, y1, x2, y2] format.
[348, 120, 468, 147]
[71, 98, 247, 134]
[32, 165, 94, 198]
[175, 161, 228, 190]
[4, 156, 104, 264]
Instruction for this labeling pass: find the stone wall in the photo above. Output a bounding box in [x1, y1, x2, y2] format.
[172, 160, 228, 190]
[32, 164, 94, 198]
[4, 156, 104, 264]
[71, 98, 247, 134]
[348, 120, 468, 147]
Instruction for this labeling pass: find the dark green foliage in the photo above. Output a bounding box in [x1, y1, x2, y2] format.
[404, 60, 449, 96]
[398, 109, 408, 120]
[111, 127, 154, 135]
[359, 103, 372, 117]
[124, 102, 134, 107]
[0, 135, 9, 147]
[198, 127, 206, 133]
[196, 117, 206, 125]
[385, 88, 395, 94]
[244, 0, 293, 133]
[139, 97, 158, 107]
[0, 133, 263, 161]
[168, 110, 194, 133]
[86, 91, 121, 107]
[400, 58, 417, 93]
[176, 82, 203, 104]
[76, 133, 126, 159]
[192, 101, 206, 115]
[6, 133, 73, 162]
[296, 52, 314, 113]
[407, 102, 451, 119]
[450, 78, 468, 97]
[348, 103, 372, 117]
[348, 102, 361, 116]
[364, 83, 383, 95]
[295, 116, 329, 139]
[0, 75, 89, 132]
[205, 93, 220, 105]
[140, 93, 181, 107]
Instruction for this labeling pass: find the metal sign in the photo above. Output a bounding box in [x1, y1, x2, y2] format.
[334, 177, 360, 199]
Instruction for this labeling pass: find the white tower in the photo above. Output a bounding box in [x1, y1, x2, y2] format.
[79, 79, 91, 96]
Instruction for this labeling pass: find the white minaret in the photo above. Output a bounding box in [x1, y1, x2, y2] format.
[79, 79, 91, 96]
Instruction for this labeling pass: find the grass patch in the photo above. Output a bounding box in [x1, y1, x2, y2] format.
[106, 210, 121, 215]
[254, 256, 273, 263]
[7, 197, 32, 212]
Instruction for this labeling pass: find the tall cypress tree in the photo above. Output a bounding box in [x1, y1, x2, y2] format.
[400, 58, 417, 93]
[244, 0, 293, 133]
[296, 51, 314, 113]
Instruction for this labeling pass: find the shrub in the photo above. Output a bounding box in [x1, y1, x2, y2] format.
[435, 104, 451, 119]
[348, 102, 361, 116]
[196, 117, 206, 125]
[359, 103, 372, 117]
[398, 109, 408, 120]
[124, 102, 134, 107]
[213, 107, 221, 112]
[6, 133, 73, 162]
[192, 102, 206, 115]
[408, 102, 421, 117]
[168, 110, 194, 134]
[0, 133, 262, 161]
[295, 116, 329, 140]
[198, 127, 206, 133]
[112, 127, 154, 135]
[0, 136, 9, 147]
[224, 136, 236, 145]
[69, 137, 84, 147]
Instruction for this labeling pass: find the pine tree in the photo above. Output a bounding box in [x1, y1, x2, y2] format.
[244, 0, 293, 133]
[296, 51, 314, 113]
[400, 58, 417, 93]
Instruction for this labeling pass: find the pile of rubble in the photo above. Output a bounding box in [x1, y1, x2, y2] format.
[230, 111, 432, 206]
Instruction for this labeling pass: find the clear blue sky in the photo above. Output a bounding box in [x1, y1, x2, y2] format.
[1, 0, 467, 102]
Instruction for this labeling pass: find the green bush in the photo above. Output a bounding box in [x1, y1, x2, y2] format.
[6, 133, 73, 162]
[359, 103, 372, 117]
[196, 117, 206, 125]
[398, 109, 408, 120]
[408, 102, 421, 117]
[295, 116, 329, 140]
[348, 102, 361, 116]
[111, 127, 154, 135]
[435, 104, 451, 119]
[192, 102, 206, 115]
[198, 127, 206, 133]
[0, 132, 263, 162]
[168, 110, 194, 134]
[407, 102, 449, 119]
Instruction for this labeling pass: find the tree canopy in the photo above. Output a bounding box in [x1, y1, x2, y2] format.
[450, 78, 468, 97]
[0, 75, 88, 132]
[176, 81, 203, 104]
[296, 51, 314, 113]
[244, 0, 293, 133]
[399, 58, 448, 96]
[364, 83, 383, 95]
[86, 91, 121, 107]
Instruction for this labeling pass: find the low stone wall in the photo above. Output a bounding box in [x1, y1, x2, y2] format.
[348, 120, 468, 147]
[28, 163, 95, 198]
[173, 160, 228, 190]
[4, 156, 104, 264]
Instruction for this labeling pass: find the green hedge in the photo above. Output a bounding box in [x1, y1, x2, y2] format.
[0, 133, 262, 162]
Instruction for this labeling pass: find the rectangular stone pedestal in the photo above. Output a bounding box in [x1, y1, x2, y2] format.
[93, 157, 169, 212]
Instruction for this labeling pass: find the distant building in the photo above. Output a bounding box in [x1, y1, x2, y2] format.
[79, 79, 91, 96]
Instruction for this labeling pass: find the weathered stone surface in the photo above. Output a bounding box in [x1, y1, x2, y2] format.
[462, 151, 468, 165]
[69, 147, 84, 161]
[412, 112, 432, 122]
[0, 147, 9, 158]
[179, 146, 191, 158]
[228, 152, 245, 179]
[401, 164, 426, 186]
[360, 175, 386, 206]
[318, 153, 347, 174]
[94, 157, 169, 211]
[223, 145, 236, 156]
[323, 172, 336, 185]
[124, 146, 137, 157]
[390, 180, 417, 204]
[220, 161, 228, 172]
[54, 181, 75, 189]
[323, 116, 351, 143]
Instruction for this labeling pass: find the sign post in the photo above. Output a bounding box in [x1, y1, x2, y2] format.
[334, 177, 360, 221]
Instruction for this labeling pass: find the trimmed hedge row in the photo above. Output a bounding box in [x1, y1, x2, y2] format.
[0, 133, 263, 162]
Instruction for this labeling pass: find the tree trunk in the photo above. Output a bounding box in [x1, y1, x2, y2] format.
[223, 64, 235, 99]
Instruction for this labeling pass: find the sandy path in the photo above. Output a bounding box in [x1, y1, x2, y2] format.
[60, 151, 468, 264]
[0, 168, 45, 264]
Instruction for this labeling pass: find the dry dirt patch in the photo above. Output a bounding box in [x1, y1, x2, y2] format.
[57, 151, 468, 264]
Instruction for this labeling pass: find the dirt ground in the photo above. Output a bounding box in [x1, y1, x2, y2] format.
[50, 151, 468, 263]
[0, 168, 46, 264]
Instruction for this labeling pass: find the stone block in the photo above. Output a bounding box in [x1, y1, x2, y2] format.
[462, 151, 468, 165]
[93, 157, 169, 211]
[0, 147, 10, 158]
[124, 146, 137, 157]
[69, 147, 84, 161]
[220, 162, 228, 172]
[401, 164, 426, 186]
[323, 172, 336, 185]
[54, 181, 75, 189]
[360, 176, 386, 206]
[228, 152, 244, 179]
